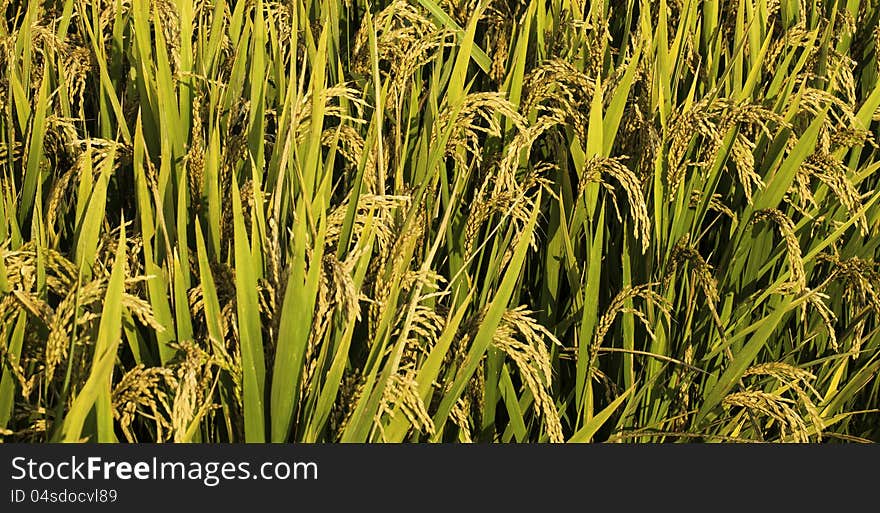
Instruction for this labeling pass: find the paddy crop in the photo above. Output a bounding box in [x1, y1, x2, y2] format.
[1, 0, 879, 443]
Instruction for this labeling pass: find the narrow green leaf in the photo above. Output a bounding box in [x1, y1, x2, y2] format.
[569, 385, 635, 443]
[232, 174, 266, 442]
[431, 192, 542, 436]
[62, 224, 127, 442]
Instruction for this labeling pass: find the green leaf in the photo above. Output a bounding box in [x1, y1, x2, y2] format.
[431, 191, 542, 437]
[695, 296, 798, 427]
[569, 385, 636, 443]
[61, 224, 128, 442]
[416, 0, 492, 73]
[232, 174, 266, 443]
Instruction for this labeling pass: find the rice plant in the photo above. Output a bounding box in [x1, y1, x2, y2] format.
[1, 0, 879, 443]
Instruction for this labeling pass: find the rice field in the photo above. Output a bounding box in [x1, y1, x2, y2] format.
[1, 0, 879, 443]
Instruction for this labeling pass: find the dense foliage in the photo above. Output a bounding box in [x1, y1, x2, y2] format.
[1, 0, 879, 442]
